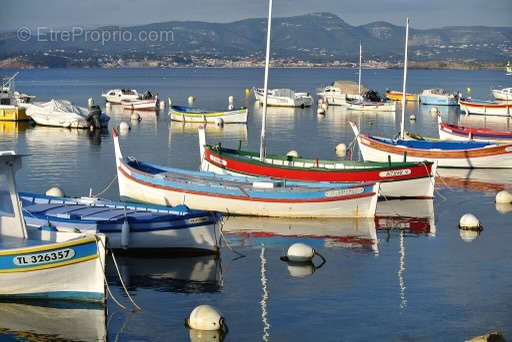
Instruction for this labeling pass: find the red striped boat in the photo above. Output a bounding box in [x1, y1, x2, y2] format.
[198, 127, 436, 199]
[438, 116, 512, 143]
[350, 121, 512, 168]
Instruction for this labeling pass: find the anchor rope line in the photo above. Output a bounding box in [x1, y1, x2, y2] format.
[92, 174, 118, 198]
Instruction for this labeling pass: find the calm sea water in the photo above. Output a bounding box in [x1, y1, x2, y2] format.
[0, 68, 511, 341]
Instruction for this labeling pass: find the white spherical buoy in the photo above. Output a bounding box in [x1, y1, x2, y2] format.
[495, 190, 512, 204]
[187, 305, 224, 331]
[119, 121, 130, 132]
[188, 96, 195, 104]
[317, 107, 325, 115]
[459, 229, 480, 243]
[459, 213, 482, 230]
[409, 114, 416, 121]
[228, 104, 234, 110]
[228, 96, 234, 104]
[286, 242, 315, 262]
[159, 100, 165, 110]
[286, 150, 299, 158]
[335, 143, 347, 157]
[214, 118, 224, 127]
[168, 97, 172, 106]
[88, 97, 94, 107]
[130, 112, 141, 121]
[45, 186, 65, 197]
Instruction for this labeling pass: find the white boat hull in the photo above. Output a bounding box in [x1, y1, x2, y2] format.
[254, 90, 312, 107]
[122, 99, 157, 111]
[0, 235, 105, 302]
[117, 163, 378, 218]
[459, 101, 512, 116]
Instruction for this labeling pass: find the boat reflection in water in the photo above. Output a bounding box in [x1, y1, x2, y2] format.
[0, 301, 106, 341]
[106, 255, 222, 293]
[374, 198, 436, 310]
[375, 199, 436, 236]
[221, 216, 379, 254]
[0, 121, 30, 140]
[436, 168, 512, 193]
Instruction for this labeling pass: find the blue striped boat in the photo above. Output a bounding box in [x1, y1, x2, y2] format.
[113, 129, 379, 218]
[20, 192, 220, 255]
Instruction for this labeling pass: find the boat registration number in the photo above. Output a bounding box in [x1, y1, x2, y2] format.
[325, 187, 364, 197]
[186, 217, 210, 225]
[209, 155, 228, 166]
[13, 248, 75, 266]
[379, 169, 411, 177]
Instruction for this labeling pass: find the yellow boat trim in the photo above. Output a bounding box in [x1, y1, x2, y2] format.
[174, 110, 246, 117]
[0, 254, 99, 273]
[0, 236, 98, 256]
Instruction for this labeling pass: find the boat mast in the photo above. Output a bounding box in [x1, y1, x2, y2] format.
[358, 41, 362, 96]
[400, 18, 409, 140]
[259, 0, 273, 161]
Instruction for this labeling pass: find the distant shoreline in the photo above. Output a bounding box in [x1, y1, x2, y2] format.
[0, 58, 507, 71]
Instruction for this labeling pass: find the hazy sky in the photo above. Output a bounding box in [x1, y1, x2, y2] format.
[1, 0, 511, 30]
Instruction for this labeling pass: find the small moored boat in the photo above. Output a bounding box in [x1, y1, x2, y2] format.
[385, 90, 418, 102]
[253, 88, 313, 108]
[25, 100, 110, 129]
[20, 192, 220, 255]
[0, 151, 106, 302]
[437, 115, 512, 143]
[101, 89, 141, 104]
[198, 127, 436, 199]
[491, 87, 512, 101]
[169, 105, 248, 124]
[419, 88, 459, 106]
[459, 98, 512, 117]
[113, 129, 379, 218]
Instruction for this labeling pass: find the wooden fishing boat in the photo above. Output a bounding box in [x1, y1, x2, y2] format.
[113, 129, 379, 218]
[385, 90, 418, 102]
[350, 121, 512, 168]
[199, 128, 436, 199]
[20, 192, 220, 255]
[459, 99, 512, 116]
[0, 151, 106, 302]
[169, 105, 248, 124]
[350, 20, 512, 169]
[437, 116, 512, 143]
